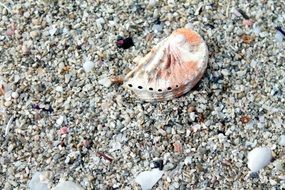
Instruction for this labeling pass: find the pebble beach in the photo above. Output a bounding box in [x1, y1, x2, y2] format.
[0, 0, 285, 189]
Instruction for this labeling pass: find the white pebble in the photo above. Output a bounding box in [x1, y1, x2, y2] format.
[56, 115, 65, 126]
[49, 25, 57, 36]
[83, 61, 95, 72]
[248, 147, 272, 172]
[184, 156, 192, 165]
[4, 101, 12, 107]
[152, 24, 162, 33]
[189, 112, 195, 121]
[279, 135, 285, 146]
[148, 0, 157, 6]
[135, 169, 164, 190]
[14, 75, 20, 83]
[30, 31, 38, 39]
[98, 77, 112, 88]
[275, 31, 284, 43]
[55, 86, 63, 92]
[252, 25, 261, 35]
[167, 0, 175, 4]
[53, 181, 84, 190]
[11, 92, 19, 99]
[96, 18, 105, 31]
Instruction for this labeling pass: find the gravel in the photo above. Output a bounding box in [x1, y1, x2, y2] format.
[0, 0, 285, 189]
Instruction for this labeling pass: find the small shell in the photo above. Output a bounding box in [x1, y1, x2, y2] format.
[247, 147, 272, 173]
[123, 28, 208, 101]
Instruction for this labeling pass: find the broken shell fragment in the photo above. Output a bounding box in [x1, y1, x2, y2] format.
[123, 28, 208, 101]
[247, 147, 272, 173]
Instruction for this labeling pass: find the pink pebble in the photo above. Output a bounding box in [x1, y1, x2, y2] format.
[6, 28, 15, 36]
[60, 126, 69, 135]
[243, 19, 254, 27]
[83, 139, 91, 148]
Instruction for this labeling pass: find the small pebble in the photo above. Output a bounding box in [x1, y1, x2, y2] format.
[116, 37, 134, 49]
[6, 28, 15, 36]
[275, 31, 284, 43]
[60, 127, 69, 135]
[4, 101, 12, 107]
[152, 160, 163, 170]
[56, 115, 64, 126]
[11, 92, 19, 99]
[83, 60, 95, 72]
[152, 24, 163, 33]
[30, 31, 38, 38]
[279, 135, 285, 146]
[98, 77, 112, 87]
[243, 19, 254, 27]
[21, 45, 29, 54]
[148, 0, 157, 6]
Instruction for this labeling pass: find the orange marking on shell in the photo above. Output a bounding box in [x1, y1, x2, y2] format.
[174, 28, 202, 44]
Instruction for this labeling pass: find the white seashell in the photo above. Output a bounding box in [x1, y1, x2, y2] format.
[52, 181, 84, 190]
[123, 28, 208, 101]
[83, 60, 95, 72]
[135, 169, 164, 190]
[28, 172, 49, 190]
[279, 135, 285, 146]
[247, 147, 272, 172]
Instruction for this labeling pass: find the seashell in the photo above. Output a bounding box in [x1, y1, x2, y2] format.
[53, 181, 84, 190]
[247, 147, 272, 173]
[123, 28, 208, 101]
[135, 169, 164, 190]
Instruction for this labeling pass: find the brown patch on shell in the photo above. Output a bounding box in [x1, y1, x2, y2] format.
[110, 76, 124, 85]
[174, 28, 202, 44]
